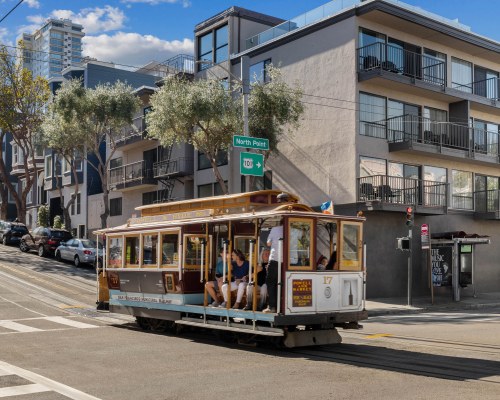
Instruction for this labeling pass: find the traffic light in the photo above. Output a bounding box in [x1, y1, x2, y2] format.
[405, 206, 414, 227]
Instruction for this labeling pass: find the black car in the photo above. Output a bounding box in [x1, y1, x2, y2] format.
[20, 227, 73, 257]
[0, 221, 29, 245]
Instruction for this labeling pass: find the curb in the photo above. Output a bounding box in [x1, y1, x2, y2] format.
[367, 301, 500, 317]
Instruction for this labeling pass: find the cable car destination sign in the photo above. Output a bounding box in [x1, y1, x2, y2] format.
[233, 135, 269, 151]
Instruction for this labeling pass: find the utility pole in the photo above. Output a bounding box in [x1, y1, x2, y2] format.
[241, 55, 250, 192]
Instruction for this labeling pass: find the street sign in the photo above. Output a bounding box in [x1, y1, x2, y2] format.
[240, 152, 264, 176]
[421, 223, 430, 250]
[233, 135, 269, 151]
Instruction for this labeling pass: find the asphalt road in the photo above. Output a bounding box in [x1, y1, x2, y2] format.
[0, 244, 499, 400]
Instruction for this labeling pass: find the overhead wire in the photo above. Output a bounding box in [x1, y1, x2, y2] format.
[0, 0, 24, 25]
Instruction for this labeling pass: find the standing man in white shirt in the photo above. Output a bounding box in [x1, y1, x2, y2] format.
[262, 223, 283, 313]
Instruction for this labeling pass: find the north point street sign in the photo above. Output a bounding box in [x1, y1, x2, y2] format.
[240, 152, 264, 176]
[233, 135, 269, 151]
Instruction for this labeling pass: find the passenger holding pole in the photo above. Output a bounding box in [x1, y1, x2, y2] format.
[206, 247, 229, 307]
[244, 247, 269, 311]
[220, 249, 249, 309]
[263, 224, 283, 313]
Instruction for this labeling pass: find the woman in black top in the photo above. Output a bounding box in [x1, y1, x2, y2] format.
[244, 248, 269, 311]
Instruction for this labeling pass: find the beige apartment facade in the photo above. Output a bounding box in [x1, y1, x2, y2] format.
[195, 0, 500, 298]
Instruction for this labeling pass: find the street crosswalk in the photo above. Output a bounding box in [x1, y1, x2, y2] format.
[0, 316, 102, 335]
[0, 361, 102, 399]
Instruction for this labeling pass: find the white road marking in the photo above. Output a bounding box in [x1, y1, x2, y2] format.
[0, 361, 103, 400]
[0, 383, 51, 398]
[0, 320, 42, 333]
[44, 316, 99, 329]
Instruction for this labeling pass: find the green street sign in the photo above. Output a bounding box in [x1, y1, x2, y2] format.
[240, 152, 264, 177]
[233, 135, 269, 151]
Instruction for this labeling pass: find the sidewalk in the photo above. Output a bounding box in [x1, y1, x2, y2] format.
[365, 291, 500, 317]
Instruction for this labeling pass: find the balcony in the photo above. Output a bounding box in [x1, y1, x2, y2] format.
[385, 115, 500, 164]
[474, 190, 500, 219]
[115, 116, 152, 151]
[109, 160, 157, 192]
[357, 175, 447, 214]
[452, 76, 500, 101]
[357, 42, 446, 89]
[153, 157, 194, 179]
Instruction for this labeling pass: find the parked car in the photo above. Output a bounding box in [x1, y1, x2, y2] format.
[0, 221, 29, 245]
[55, 239, 102, 267]
[19, 227, 73, 257]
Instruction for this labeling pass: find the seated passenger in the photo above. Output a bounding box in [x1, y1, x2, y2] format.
[221, 249, 249, 309]
[326, 245, 337, 270]
[316, 255, 328, 271]
[206, 248, 229, 307]
[244, 248, 269, 311]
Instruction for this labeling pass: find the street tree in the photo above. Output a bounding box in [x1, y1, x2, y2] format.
[44, 79, 141, 228]
[146, 65, 303, 194]
[0, 44, 50, 223]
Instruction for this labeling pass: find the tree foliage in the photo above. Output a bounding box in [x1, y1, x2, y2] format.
[37, 204, 49, 227]
[53, 215, 63, 229]
[42, 79, 141, 228]
[146, 65, 303, 194]
[0, 44, 50, 223]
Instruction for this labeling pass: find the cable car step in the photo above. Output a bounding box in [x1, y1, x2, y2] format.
[175, 317, 284, 337]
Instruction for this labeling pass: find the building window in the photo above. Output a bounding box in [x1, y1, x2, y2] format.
[63, 157, 70, 174]
[197, 181, 227, 198]
[451, 170, 473, 210]
[197, 24, 228, 70]
[12, 144, 18, 165]
[71, 193, 81, 215]
[473, 120, 499, 156]
[451, 57, 472, 93]
[74, 151, 83, 172]
[249, 59, 272, 84]
[110, 157, 122, 169]
[110, 197, 122, 216]
[45, 155, 53, 178]
[359, 156, 386, 177]
[359, 92, 386, 138]
[197, 150, 228, 170]
[475, 175, 499, 213]
[78, 224, 85, 239]
[387, 99, 419, 141]
[214, 25, 228, 64]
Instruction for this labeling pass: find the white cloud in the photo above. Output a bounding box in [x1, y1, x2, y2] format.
[50, 6, 126, 34]
[0, 27, 13, 46]
[121, 0, 191, 7]
[25, 0, 40, 8]
[83, 32, 193, 67]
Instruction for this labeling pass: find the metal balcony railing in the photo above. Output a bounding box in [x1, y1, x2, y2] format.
[116, 116, 147, 147]
[474, 189, 500, 213]
[452, 76, 500, 100]
[383, 114, 500, 157]
[109, 160, 155, 187]
[357, 175, 447, 207]
[153, 157, 194, 178]
[357, 42, 446, 87]
[157, 54, 194, 78]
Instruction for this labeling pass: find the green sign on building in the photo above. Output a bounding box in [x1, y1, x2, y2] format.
[233, 135, 269, 151]
[240, 152, 264, 176]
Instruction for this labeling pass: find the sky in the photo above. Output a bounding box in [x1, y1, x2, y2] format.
[0, 0, 498, 69]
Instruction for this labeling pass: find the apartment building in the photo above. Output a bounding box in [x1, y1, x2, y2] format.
[0, 132, 19, 221]
[19, 18, 84, 91]
[194, 0, 500, 297]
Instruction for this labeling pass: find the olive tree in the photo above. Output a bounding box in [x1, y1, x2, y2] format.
[0, 44, 50, 223]
[42, 79, 141, 228]
[146, 65, 303, 194]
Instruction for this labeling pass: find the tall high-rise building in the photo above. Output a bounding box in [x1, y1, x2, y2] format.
[18, 18, 84, 87]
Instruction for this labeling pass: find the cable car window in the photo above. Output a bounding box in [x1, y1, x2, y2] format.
[125, 236, 140, 267]
[108, 236, 123, 268]
[288, 218, 314, 270]
[316, 221, 337, 270]
[142, 234, 158, 267]
[339, 222, 363, 270]
[161, 233, 179, 267]
[184, 235, 204, 269]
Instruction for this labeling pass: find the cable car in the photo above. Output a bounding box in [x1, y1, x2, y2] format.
[95, 190, 367, 347]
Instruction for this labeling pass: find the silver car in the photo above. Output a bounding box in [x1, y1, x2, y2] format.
[55, 239, 102, 267]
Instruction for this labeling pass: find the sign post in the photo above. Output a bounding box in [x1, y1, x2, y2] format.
[240, 152, 264, 177]
[421, 224, 433, 304]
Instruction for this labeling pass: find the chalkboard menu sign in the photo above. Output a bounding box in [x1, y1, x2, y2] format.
[431, 246, 453, 287]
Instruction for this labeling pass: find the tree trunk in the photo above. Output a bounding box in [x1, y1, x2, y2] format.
[0, 184, 8, 220]
[207, 151, 228, 195]
[99, 165, 109, 229]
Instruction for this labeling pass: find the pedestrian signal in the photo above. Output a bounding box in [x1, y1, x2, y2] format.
[405, 207, 414, 227]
